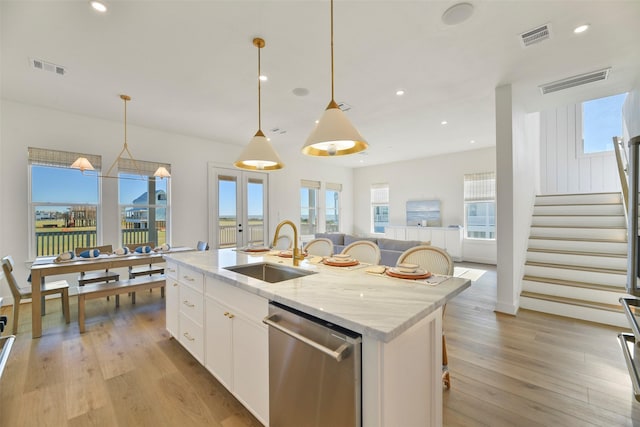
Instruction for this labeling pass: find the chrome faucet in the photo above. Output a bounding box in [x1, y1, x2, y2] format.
[272, 220, 304, 266]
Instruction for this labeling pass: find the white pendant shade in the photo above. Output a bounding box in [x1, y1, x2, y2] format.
[70, 157, 95, 172]
[234, 130, 284, 171]
[302, 102, 368, 156]
[153, 166, 171, 178]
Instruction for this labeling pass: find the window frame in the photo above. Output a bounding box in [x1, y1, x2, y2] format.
[463, 172, 496, 240]
[300, 180, 320, 237]
[371, 183, 389, 234]
[325, 183, 342, 233]
[28, 147, 102, 258]
[118, 159, 171, 248]
[579, 92, 626, 157]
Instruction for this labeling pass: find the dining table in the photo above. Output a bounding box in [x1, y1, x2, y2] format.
[29, 247, 191, 338]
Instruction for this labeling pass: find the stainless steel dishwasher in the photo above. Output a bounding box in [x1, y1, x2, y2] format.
[263, 301, 362, 427]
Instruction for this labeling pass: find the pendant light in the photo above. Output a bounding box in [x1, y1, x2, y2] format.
[71, 94, 170, 179]
[302, 0, 367, 157]
[234, 37, 284, 171]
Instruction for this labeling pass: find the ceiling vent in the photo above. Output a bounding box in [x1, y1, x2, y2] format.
[30, 58, 66, 76]
[337, 102, 351, 112]
[539, 68, 611, 95]
[520, 23, 551, 47]
[270, 127, 287, 135]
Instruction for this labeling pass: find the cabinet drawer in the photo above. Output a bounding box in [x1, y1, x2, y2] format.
[179, 314, 204, 363]
[180, 284, 204, 325]
[165, 261, 178, 279]
[206, 277, 267, 324]
[179, 265, 204, 292]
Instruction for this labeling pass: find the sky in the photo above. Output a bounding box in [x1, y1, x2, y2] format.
[583, 92, 626, 153]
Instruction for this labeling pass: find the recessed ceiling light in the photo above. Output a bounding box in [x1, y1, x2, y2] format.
[259, 75, 267, 81]
[470, 139, 476, 144]
[396, 89, 405, 96]
[441, 120, 448, 125]
[292, 87, 309, 97]
[442, 2, 474, 26]
[267, 137, 271, 141]
[90, 1, 107, 13]
[574, 24, 590, 34]
[315, 120, 319, 124]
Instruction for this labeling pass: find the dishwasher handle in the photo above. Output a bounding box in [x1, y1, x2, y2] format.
[263, 314, 351, 362]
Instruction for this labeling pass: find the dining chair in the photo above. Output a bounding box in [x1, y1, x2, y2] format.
[273, 235, 292, 250]
[303, 238, 333, 257]
[126, 242, 164, 302]
[2, 255, 70, 334]
[396, 245, 454, 389]
[341, 240, 381, 265]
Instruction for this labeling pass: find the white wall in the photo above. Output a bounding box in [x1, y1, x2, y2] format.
[539, 103, 620, 194]
[623, 85, 640, 140]
[0, 100, 353, 303]
[353, 146, 497, 264]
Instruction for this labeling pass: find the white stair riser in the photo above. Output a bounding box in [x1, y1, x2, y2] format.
[526, 251, 627, 270]
[535, 193, 622, 205]
[533, 204, 625, 215]
[530, 226, 627, 240]
[531, 216, 625, 227]
[519, 296, 628, 328]
[521, 280, 629, 306]
[527, 238, 627, 254]
[524, 264, 627, 287]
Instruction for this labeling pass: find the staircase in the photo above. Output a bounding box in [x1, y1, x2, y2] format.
[520, 192, 632, 327]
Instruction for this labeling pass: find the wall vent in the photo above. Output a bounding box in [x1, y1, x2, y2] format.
[520, 24, 551, 47]
[539, 68, 611, 95]
[30, 58, 66, 76]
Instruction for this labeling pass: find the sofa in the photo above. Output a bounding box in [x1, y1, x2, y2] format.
[313, 233, 429, 266]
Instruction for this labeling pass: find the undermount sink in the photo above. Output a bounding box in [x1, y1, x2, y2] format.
[224, 262, 316, 283]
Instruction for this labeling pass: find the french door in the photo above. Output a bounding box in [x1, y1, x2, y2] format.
[209, 166, 268, 249]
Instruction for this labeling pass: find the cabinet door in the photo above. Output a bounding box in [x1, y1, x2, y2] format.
[204, 297, 233, 389]
[445, 228, 463, 261]
[232, 315, 269, 424]
[430, 230, 446, 249]
[165, 278, 179, 337]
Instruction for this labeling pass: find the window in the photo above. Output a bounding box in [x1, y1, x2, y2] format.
[325, 183, 341, 232]
[29, 147, 101, 257]
[582, 93, 626, 154]
[371, 184, 389, 234]
[118, 158, 171, 247]
[300, 180, 320, 236]
[464, 172, 496, 239]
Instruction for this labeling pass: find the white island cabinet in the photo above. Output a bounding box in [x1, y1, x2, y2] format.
[204, 276, 269, 424]
[164, 249, 470, 427]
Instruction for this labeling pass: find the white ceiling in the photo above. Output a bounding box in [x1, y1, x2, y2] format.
[2, 1, 639, 168]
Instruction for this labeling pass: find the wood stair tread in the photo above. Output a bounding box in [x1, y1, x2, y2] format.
[522, 275, 627, 292]
[530, 225, 626, 229]
[525, 261, 626, 275]
[528, 236, 627, 243]
[526, 248, 627, 258]
[520, 291, 624, 313]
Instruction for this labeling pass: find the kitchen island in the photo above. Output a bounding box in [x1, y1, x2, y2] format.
[164, 248, 470, 427]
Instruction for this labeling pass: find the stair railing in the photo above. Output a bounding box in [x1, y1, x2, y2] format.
[614, 136, 629, 218]
[627, 135, 640, 295]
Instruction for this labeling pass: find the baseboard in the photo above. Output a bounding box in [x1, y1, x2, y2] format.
[495, 301, 519, 315]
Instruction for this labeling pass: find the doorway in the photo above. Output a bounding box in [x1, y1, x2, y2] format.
[209, 166, 268, 249]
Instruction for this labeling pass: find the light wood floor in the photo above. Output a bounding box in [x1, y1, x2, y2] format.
[1, 264, 639, 426]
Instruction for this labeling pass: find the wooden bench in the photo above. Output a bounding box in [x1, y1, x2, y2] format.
[77, 275, 166, 333]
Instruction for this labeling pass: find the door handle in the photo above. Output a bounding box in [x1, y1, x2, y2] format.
[263, 314, 351, 362]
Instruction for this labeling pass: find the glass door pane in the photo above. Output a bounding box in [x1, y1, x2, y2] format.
[210, 167, 268, 249]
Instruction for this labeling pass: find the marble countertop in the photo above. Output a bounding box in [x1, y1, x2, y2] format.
[164, 249, 470, 343]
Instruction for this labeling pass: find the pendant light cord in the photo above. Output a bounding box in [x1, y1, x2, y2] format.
[330, 0, 334, 102]
[258, 42, 262, 131]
